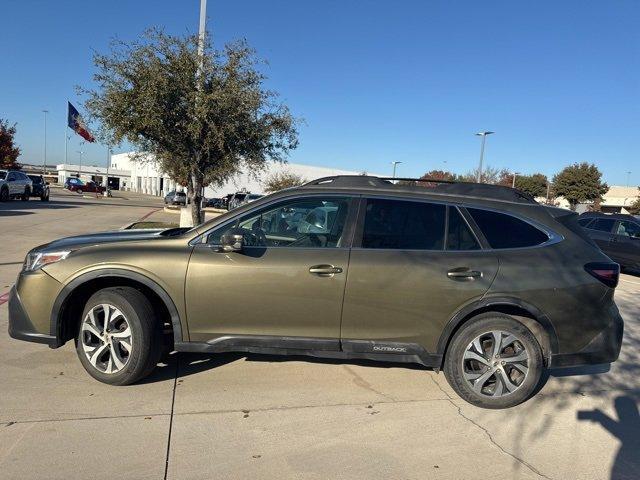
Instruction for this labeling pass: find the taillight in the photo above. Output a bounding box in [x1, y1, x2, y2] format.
[584, 262, 620, 288]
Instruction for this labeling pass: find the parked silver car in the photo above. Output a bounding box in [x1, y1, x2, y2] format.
[0, 170, 33, 202]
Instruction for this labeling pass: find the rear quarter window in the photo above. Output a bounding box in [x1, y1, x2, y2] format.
[467, 208, 549, 249]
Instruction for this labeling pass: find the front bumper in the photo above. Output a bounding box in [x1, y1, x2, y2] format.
[550, 310, 624, 368]
[8, 286, 58, 346]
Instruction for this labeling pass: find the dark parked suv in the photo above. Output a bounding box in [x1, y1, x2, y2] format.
[8, 176, 623, 409]
[578, 212, 640, 271]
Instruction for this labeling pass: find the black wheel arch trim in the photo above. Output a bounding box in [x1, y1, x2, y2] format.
[50, 269, 184, 347]
[436, 296, 559, 358]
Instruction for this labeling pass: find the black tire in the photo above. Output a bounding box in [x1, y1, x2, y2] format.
[443, 313, 544, 409]
[21, 187, 30, 201]
[75, 287, 162, 385]
[77, 188, 83, 194]
[40, 191, 49, 202]
[0, 186, 8, 202]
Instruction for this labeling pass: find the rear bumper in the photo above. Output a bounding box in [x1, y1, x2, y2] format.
[550, 310, 624, 368]
[7, 286, 58, 346]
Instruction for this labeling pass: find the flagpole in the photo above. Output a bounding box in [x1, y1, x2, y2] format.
[64, 128, 68, 165]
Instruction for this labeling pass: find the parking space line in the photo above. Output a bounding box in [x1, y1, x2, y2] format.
[620, 278, 640, 286]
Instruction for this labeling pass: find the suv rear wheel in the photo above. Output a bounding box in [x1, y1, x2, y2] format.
[75, 287, 162, 385]
[443, 313, 544, 409]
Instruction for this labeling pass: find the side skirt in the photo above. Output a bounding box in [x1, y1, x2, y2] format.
[174, 335, 442, 369]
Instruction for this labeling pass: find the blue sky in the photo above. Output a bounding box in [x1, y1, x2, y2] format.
[1, 0, 638, 185]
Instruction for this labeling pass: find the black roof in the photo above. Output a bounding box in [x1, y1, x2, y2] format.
[301, 175, 538, 204]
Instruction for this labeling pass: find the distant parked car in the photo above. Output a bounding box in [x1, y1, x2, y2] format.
[204, 197, 227, 209]
[0, 170, 32, 202]
[164, 190, 187, 206]
[579, 212, 640, 271]
[228, 192, 263, 210]
[64, 178, 105, 194]
[27, 175, 50, 202]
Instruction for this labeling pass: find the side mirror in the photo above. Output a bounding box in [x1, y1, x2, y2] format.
[220, 229, 244, 252]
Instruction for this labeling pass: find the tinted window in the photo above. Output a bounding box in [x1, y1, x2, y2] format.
[28, 175, 42, 184]
[0, 171, 5, 180]
[468, 208, 548, 249]
[208, 197, 350, 248]
[578, 218, 594, 227]
[617, 221, 640, 238]
[589, 218, 616, 232]
[362, 199, 445, 250]
[447, 207, 480, 250]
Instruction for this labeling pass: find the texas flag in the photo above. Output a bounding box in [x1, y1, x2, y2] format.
[67, 102, 96, 143]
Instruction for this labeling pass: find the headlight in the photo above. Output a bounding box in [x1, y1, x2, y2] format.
[23, 250, 72, 272]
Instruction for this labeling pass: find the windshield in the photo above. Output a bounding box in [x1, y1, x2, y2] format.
[28, 175, 42, 183]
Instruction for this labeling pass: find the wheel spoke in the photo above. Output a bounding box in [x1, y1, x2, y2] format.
[491, 331, 503, 357]
[101, 304, 111, 333]
[89, 343, 109, 368]
[118, 339, 132, 353]
[111, 326, 131, 339]
[503, 351, 528, 363]
[111, 343, 126, 370]
[81, 322, 102, 339]
[492, 374, 505, 397]
[510, 362, 529, 375]
[500, 369, 520, 392]
[463, 350, 490, 366]
[471, 369, 495, 394]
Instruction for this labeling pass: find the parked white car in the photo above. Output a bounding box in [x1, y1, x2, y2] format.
[0, 170, 33, 202]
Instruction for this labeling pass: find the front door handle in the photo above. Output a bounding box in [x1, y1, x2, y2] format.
[309, 264, 343, 276]
[447, 268, 482, 280]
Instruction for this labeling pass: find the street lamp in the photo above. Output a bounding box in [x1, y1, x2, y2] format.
[475, 131, 494, 182]
[391, 161, 402, 179]
[512, 171, 520, 188]
[42, 110, 49, 174]
[76, 149, 84, 177]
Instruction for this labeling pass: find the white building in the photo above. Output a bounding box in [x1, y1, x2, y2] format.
[540, 185, 639, 213]
[110, 152, 375, 198]
[56, 163, 131, 190]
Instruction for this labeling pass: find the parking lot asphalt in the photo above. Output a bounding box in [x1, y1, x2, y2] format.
[0, 191, 638, 480]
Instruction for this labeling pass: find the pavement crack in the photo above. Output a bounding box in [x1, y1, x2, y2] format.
[342, 365, 397, 401]
[429, 375, 553, 480]
[163, 353, 179, 480]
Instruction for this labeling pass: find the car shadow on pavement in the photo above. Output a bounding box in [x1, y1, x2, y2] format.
[578, 395, 640, 479]
[0, 210, 35, 217]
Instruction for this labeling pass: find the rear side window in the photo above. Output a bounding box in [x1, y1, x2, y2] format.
[617, 221, 640, 238]
[362, 199, 445, 250]
[467, 208, 548, 249]
[589, 218, 616, 232]
[447, 207, 480, 250]
[578, 218, 593, 227]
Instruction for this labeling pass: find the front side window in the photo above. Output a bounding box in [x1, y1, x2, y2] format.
[467, 208, 548, 249]
[578, 218, 594, 227]
[617, 221, 640, 238]
[208, 196, 350, 248]
[589, 218, 616, 233]
[362, 199, 445, 250]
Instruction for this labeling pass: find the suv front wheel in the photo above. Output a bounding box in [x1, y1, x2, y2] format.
[443, 313, 544, 409]
[76, 287, 162, 385]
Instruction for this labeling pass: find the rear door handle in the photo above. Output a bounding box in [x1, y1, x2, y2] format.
[447, 268, 482, 280]
[309, 264, 343, 276]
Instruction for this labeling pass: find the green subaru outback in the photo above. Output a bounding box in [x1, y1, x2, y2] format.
[8, 176, 623, 409]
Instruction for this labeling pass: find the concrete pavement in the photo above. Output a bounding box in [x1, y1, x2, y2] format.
[1, 191, 638, 479]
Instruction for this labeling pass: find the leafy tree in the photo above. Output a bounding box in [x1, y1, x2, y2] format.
[460, 166, 501, 184]
[263, 170, 306, 193]
[82, 29, 298, 224]
[552, 163, 608, 210]
[514, 173, 548, 198]
[628, 189, 640, 215]
[0, 119, 21, 170]
[419, 170, 460, 182]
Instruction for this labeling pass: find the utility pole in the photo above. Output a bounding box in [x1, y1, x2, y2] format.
[512, 172, 520, 188]
[391, 161, 402, 179]
[475, 131, 494, 182]
[42, 110, 49, 174]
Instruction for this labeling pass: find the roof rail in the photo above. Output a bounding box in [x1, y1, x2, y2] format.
[301, 175, 538, 204]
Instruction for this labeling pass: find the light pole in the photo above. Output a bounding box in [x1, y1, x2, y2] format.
[475, 131, 494, 182]
[512, 171, 520, 188]
[626, 171, 632, 187]
[391, 161, 402, 179]
[76, 148, 84, 178]
[42, 110, 49, 174]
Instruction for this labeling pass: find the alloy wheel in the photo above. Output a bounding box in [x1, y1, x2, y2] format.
[81, 303, 133, 374]
[461, 330, 529, 397]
